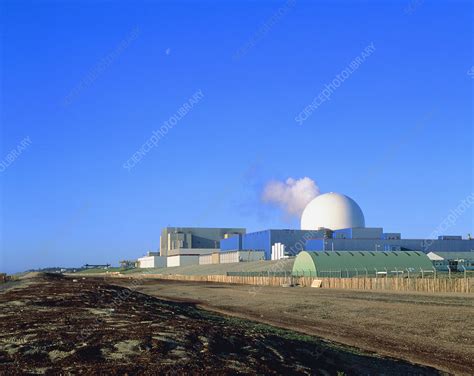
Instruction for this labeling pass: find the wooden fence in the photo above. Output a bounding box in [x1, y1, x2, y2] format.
[118, 273, 472, 293]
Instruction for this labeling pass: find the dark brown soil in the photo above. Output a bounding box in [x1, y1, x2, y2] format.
[0, 274, 442, 375]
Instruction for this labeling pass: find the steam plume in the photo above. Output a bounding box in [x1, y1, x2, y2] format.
[262, 177, 320, 217]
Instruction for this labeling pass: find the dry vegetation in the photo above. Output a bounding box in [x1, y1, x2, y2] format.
[0, 274, 442, 375]
[115, 278, 474, 375]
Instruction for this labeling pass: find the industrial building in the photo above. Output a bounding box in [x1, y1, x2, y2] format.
[168, 248, 220, 256]
[137, 249, 265, 269]
[220, 193, 474, 260]
[134, 192, 473, 270]
[167, 254, 200, 268]
[221, 228, 474, 260]
[199, 250, 265, 265]
[304, 233, 474, 253]
[292, 251, 434, 277]
[427, 251, 474, 272]
[137, 252, 166, 268]
[199, 252, 221, 265]
[159, 227, 245, 256]
[221, 229, 328, 260]
[220, 250, 265, 264]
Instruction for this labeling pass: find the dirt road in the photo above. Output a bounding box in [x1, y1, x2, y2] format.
[111, 278, 474, 375]
[0, 274, 441, 375]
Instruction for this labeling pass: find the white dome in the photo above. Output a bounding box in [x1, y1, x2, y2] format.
[300, 192, 365, 231]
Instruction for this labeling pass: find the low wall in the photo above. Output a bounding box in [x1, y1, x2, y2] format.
[118, 273, 472, 293]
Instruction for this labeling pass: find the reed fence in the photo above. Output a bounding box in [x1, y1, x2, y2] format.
[120, 273, 472, 293]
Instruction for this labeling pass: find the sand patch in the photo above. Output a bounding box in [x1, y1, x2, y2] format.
[48, 349, 75, 362]
[102, 340, 141, 360]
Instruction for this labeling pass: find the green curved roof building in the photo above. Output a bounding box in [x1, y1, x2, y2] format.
[292, 251, 434, 277]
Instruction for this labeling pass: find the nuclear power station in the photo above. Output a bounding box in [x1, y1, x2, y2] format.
[137, 192, 474, 270]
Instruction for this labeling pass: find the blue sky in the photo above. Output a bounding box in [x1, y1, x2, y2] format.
[1, 0, 472, 273]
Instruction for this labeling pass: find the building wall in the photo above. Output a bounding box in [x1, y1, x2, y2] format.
[242, 230, 270, 258]
[137, 256, 167, 268]
[167, 256, 180, 267]
[333, 228, 383, 239]
[219, 251, 265, 264]
[168, 248, 220, 256]
[305, 238, 474, 253]
[167, 255, 200, 267]
[212, 252, 220, 264]
[199, 254, 213, 265]
[271, 230, 327, 257]
[198, 253, 221, 265]
[219, 252, 240, 264]
[220, 234, 242, 251]
[241, 229, 327, 260]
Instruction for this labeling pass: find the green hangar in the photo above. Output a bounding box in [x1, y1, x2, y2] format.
[292, 251, 434, 277]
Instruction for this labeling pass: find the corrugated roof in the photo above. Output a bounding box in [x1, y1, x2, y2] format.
[292, 251, 433, 276]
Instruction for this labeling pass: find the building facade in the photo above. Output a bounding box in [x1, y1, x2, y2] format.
[305, 237, 474, 253]
[224, 229, 328, 260]
[159, 227, 246, 256]
[223, 227, 474, 260]
[137, 253, 167, 268]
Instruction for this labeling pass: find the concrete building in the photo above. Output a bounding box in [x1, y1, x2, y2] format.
[219, 250, 265, 264]
[168, 248, 220, 256]
[199, 250, 265, 265]
[167, 254, 200, 267]
[137, 252, 167, 268]
[160, 227, 246, 256]
[199, 252, 221, 265]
